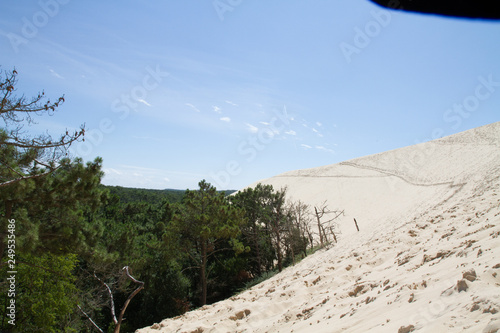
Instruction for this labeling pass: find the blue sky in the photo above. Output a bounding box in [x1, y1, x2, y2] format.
[1, 1, 499, 190]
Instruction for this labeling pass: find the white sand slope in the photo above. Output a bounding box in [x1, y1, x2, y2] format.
[138, 122, 500, 333]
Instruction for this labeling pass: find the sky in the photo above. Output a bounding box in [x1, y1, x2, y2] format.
[1, 1, 499, 190]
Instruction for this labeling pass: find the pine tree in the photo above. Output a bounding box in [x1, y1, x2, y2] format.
[164, 180, 246, 305]
[0, 68, 106, 261]
[0, 68, 84, 188]
[0, 67, 108, 331]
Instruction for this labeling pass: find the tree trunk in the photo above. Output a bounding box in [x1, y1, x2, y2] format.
[330, 228, 337, 243]
[200, 241, 208, 306]
[314, 207, 324, 247]
[114, 267, 145, 333]
[253, 223, 262, 276]
[276, 229, 283, 272]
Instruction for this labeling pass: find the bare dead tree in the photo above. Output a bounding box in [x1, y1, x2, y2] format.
[79, 266, 144, 333]
[289, 200, 313, 255]
[314, 201, 344, 247]
[283, 214, 296, 266]
[314, 206, 325, 248]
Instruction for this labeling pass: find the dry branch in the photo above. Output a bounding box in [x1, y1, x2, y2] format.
[114, 266, 145, 333]
[314, 201, 344, 246]
[85, 266, 144, 333]
[77, 305, 104, 333]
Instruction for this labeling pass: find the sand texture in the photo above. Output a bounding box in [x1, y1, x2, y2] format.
[138, 122, 500, 333]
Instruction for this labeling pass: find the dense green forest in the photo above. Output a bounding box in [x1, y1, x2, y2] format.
[102, 185, 236, 205]
[0, 69, 321, 332]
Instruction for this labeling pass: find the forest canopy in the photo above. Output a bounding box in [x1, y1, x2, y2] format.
[0, 68, 323, 332]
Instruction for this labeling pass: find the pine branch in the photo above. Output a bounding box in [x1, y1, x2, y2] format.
[0, 167, 59, 188]
[0, 157, 25, 178]
[2, 128, 84, 149]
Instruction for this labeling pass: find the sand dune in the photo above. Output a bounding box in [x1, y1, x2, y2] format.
[138, 122, 500, 333]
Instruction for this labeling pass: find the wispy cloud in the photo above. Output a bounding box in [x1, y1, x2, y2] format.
[49, 68, 64, 79]
[225, 100, 238, 107]
[186, 103, 201, 112]
[220, 117, 231, 122]
[301, 144, 312, 149]
[104, 168, 123, 175]
[138, 99, 152, 107]
[285, 130, 296, 136]
[213, 106, 222, 113]
[246, 123, 259, 133]
[316, 145, 334, 153]
[312, 127, 324, 137]
[316, 122, 323, 127]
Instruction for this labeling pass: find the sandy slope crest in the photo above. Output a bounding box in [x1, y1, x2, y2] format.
[138, 122, 500, 333]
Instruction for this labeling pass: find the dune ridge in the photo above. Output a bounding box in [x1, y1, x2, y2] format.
[138, 122, 500, 333]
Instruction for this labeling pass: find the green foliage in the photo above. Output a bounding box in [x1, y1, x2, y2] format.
[231, 183, 284, 274]
[0, 253, 79, 332]
[0, 68, 108, 332]
[0, 157, 107, 259]
[164, 180, 247, 306]
[77, 199, 188, 332]
[0, 68, 85, 189]
[103, 185, 186, 205]
[0, 68, 316, 331]
[121, 259, 190, 330]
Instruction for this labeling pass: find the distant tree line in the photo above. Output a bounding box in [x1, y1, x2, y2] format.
[0, 68, 328, 332]
[102, 185, 235, 205]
